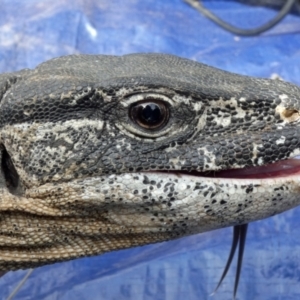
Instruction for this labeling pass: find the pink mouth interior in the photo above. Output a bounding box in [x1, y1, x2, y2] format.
[200, 157, 300, 179]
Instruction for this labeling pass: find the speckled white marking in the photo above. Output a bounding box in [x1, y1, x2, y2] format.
[276, 136, 286, 145]
[279, 94, 288, 101]
[289, 148, 300, 158]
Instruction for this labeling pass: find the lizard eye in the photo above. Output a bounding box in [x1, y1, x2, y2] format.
[130, 100, 169, 130]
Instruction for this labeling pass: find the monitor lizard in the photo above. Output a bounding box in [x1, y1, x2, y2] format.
[1, 53, 300, 296]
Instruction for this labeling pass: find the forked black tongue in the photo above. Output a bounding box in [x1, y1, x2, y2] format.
[211, 224, 248, 300]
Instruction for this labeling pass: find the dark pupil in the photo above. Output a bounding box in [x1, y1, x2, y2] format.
[140, 103, 161, 124]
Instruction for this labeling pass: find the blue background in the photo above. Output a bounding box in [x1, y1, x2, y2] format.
[1, 1, 300, 299]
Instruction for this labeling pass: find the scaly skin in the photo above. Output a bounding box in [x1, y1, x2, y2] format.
[0, 53, 300, 270]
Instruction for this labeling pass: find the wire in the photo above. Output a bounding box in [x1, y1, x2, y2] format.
[184, 0, 297, 36]
[6, 269, 34, 300]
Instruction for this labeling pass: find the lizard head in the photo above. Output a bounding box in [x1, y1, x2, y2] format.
[1, 53, 300, 270]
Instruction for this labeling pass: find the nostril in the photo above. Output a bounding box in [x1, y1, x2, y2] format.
[276, 106, 300, 122]
[1, 147, 20, 193]
[282, 109, 299, 119]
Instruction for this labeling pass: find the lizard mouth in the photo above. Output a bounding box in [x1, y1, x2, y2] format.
[187, 157, 300, 179]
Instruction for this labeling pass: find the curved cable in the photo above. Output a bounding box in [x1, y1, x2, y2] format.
[184, 0, 297, 36]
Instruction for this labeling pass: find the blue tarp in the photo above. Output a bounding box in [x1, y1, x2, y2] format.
[1, 1, 300, 299]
